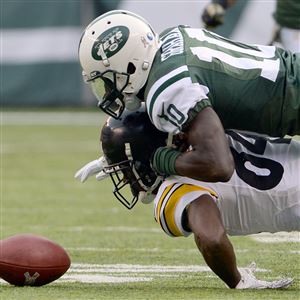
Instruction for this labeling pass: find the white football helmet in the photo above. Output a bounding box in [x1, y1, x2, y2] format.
[79, 10, 161, 118]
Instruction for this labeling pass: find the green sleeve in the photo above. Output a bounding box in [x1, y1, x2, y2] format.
[182, 99, 212, 132]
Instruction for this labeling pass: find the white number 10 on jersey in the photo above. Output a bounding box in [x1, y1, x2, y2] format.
[186, 28, 280, 82]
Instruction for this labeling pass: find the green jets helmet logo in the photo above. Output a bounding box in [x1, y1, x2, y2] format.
[92, 26, 129, 60]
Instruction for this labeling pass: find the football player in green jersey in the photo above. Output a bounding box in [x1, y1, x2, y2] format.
[78, 10, 300, 183]
[202, 0, 300, 52]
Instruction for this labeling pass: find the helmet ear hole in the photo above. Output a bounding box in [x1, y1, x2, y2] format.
[127, 62, 136, 74]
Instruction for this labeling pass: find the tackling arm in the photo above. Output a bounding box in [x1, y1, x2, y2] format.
[175, 107, 234, 182]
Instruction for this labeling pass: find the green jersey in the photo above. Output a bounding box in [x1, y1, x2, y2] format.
[145, 26, 300, 137]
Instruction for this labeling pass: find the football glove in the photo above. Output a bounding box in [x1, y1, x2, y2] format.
[201, 3, 225, 28]
[74, 156, 108, 182]
[235, 262, 293, 289]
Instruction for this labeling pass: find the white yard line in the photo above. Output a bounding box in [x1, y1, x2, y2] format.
[250, 232, 300, 243]
[66, 247, 300, 254]
[53, 264, 268, 284]
[0, 263, 269, 285]
[69, 263, 215, 273]
[60, 274, 153, 283]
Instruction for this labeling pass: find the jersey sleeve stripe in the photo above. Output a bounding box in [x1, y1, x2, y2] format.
[157, 183, 219, 237]
[149, 71, 191, 122]
[155, 183, 176, 228]
[163, 184, 209, 237]
[146, 66, 189, 121]
[156, 183, 183, 236]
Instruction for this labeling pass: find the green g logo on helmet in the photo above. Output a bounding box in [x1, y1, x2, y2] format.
[92, 26, 129, 60]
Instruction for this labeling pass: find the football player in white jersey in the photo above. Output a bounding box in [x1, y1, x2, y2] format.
[75, 107, 299, 289]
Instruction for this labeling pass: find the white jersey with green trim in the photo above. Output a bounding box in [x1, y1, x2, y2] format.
[153, 132, 300, 237]
[145, 26, 299, 137]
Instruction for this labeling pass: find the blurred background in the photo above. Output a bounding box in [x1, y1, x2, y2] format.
[1, 0, 277, 108]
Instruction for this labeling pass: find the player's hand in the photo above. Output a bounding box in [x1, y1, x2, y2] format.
[235, 262, 293, 289]
[201, 3, 225, 28]
[74, 156, 107, 182]
[173, 133, 190, 152]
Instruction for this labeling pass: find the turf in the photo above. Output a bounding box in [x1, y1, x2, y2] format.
[1, 111, 299, 300]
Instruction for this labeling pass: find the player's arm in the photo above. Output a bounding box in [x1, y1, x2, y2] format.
[176, 107, 234, 181]
[152, 107, 234, 182]
[187, 194, 241, 288]
[185, 193, 293, 289]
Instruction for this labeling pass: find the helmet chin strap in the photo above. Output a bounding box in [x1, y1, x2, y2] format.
[124, 94, 142, 111]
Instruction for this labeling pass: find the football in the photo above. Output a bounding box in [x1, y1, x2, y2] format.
[0, 234, 71, 286]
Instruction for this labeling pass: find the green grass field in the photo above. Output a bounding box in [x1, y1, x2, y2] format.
[1, 111, 299, 300]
